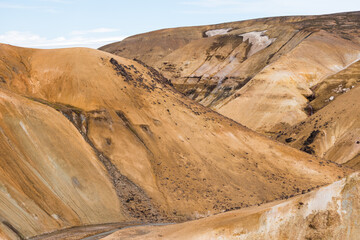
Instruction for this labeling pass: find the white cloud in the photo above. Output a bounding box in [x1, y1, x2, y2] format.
[0, 31, 46, 42]
[0, 31, 126, 49]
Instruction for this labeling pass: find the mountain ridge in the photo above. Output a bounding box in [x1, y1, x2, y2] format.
[100, 11, 360, 132]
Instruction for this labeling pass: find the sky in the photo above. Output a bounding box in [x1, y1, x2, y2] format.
[0, 0, 359, 49]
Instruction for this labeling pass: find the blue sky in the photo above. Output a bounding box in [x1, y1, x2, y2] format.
[0, 0, 359, 49]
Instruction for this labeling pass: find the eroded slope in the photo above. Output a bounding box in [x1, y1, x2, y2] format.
[0, 89, 124, 239]
[217, 30, 360, 131]
[100, 11, 360, 132]
[0, 44, 350, 239]
[275, 85, 360, 169]
[105, 172, 360, 240]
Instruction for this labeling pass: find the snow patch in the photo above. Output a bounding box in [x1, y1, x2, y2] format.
[240, 31, 276, 57]
[333, 84, 350, 94]
[205, 28, 232, 37]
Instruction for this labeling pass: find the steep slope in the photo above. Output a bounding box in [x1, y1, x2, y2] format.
[105, 172, 360, 240]
[275, 84, 360, 169]
[100, 11, 360, 132]
[0, 89, 124, 239]
[0, 44, 350, 238]
[217, 30, 360, 131]
[307, 59, 360, 112]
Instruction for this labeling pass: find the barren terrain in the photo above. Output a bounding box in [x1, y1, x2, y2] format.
[0, 11, 359, 240]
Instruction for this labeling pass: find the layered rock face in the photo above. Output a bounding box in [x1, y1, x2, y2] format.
[100, 11, 360, 132]
[0, 89, 125, 238]
[0, 44, 348, 239]
[104, 172, 360, 240]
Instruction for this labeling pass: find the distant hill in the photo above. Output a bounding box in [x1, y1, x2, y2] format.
[100, 11, 360, 132]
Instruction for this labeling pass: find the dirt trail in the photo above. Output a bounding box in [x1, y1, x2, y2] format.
[29, 222, 172, 240]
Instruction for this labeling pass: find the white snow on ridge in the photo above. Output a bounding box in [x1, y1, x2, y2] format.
[240, 31, 276, 57]
[205, 28, 232, 37]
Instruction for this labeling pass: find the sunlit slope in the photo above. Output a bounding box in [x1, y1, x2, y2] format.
[217, 31, 360, 131]
[105, 172, 360, 240]
[0, 44, 351, 238]
[100, 11, 360, 132]
[0, 89, 124, 239]
[275, 85, 360, 169]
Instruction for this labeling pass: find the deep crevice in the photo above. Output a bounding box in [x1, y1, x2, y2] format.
[133, 58, 173, 86]
[115, 110, 153, 155]
[2, 221, 25, 240]
[61, 109, 161, 222]
[300, 130, 320, 154]
[266, 31, 313, 64]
